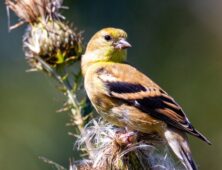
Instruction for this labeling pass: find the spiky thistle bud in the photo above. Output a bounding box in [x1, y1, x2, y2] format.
[6, 0, 83, 69]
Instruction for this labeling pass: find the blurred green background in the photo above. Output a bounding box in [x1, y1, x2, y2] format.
[0, 0, 222, 169]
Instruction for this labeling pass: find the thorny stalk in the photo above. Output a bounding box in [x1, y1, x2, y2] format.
[5, 0, 94, 158]
[35, 56, 80, 124]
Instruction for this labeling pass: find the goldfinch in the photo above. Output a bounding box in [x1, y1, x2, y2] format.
[81, 27, 211, 170]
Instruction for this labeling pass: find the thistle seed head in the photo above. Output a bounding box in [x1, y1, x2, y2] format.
[6, 0, 83, 68]
[76, 119, 180, 170]
[23, 21, 83, 68]
[6, 0, 65, 27]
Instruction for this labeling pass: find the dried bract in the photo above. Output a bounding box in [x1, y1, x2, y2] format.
[6, 0, 83, 68]
[23, 22, 83, 68]
[76, 119, 181, 170]
[6, 0, 65, 28]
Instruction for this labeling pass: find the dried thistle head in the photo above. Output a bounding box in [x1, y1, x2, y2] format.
[6, 0, 65, 28]
[6, 0, 83, 69]
[76, 119, 181, 170]
[23, 22, 83, 69]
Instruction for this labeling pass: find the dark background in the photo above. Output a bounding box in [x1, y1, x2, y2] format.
[0, 0, 222, 169]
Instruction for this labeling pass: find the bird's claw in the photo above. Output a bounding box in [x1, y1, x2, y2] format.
[115, 131, 137, 146]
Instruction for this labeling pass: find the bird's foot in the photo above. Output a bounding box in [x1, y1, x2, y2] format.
[115, 130, 137, 146]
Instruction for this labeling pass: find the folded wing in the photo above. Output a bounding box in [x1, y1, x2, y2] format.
[97, 64, 211, 145]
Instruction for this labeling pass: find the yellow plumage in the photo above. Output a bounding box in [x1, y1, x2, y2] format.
[82, 27, 211, 170]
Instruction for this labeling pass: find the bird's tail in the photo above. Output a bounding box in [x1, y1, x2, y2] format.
[164, 128, 198, 170]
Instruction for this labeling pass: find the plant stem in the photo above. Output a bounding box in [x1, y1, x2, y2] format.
[35, 56, 94, 158]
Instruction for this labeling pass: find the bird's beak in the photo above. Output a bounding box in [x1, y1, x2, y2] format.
[115, 39, 132, 49]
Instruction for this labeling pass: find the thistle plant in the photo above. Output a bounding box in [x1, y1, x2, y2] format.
[6, 0, 87, 131]
[5, 0, 181, 169]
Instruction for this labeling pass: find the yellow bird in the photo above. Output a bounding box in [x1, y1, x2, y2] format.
[82, 27, 211, 170]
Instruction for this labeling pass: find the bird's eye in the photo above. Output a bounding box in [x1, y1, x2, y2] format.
[104, 35, 112, 41]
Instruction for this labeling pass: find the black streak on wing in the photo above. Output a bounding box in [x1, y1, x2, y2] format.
[128, 96, 211, 144]
[106, 81, 146, 93]
[127, 96, 187, 127]
[137, 96, 185, 118]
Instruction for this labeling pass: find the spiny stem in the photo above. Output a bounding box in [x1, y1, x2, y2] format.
[35, 56, 94, 158]
[35, 56, 79, 109]
[35, 56, 81, 128]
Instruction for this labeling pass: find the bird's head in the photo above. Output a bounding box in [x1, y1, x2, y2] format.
[82, 28, 131, 74]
